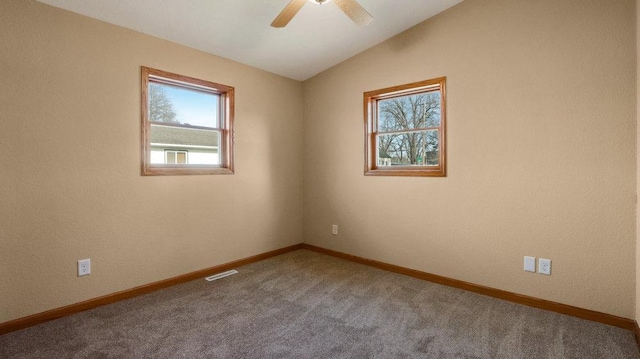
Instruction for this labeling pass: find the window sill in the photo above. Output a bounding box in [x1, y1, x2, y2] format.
[364, 166, 446, 177]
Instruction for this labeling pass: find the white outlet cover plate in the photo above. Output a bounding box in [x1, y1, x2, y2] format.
[332, 225, 338, 235]
[538, 258, 551, 275]
[78, 258, 91, 276]
[524, 256, 536, 273]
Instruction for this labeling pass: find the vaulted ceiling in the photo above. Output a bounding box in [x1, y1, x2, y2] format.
[36, 0, 463, 81]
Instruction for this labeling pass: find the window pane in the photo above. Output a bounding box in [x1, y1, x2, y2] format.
[142, 67, 234, 175]
[378, 91, 441, 131]
[176, 152, 187, 164]
[377, 130, 439, 166]
[365, 77, 445, 177]
[149, 82, 219, 128]
[166, 151, 176, 164]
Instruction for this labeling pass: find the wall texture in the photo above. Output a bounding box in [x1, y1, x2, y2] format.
[0, 0, 303, 323]
[303, 0, 636, 318]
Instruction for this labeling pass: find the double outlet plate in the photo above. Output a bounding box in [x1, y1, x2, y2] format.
[78, 258, 91, 276]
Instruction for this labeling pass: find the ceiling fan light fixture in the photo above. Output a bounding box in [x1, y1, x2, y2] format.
[308, 0, 331, 4]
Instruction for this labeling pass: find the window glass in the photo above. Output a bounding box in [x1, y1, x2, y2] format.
[364, 77, 446, 177]
[141, 67, 234, 175]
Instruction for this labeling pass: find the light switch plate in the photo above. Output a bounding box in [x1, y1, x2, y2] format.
[524, 256, 536, 273]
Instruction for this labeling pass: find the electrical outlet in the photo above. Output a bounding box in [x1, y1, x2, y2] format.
[78, 259, 91, 276]
[524, 256, 536, 273]
[538, 258, 551, 275]
[332, 224, 338, 235]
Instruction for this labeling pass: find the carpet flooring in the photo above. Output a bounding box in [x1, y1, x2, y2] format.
[1, 249, 638, 358]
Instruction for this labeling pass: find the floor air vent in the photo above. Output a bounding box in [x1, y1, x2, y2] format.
[205, 270, 238, 282]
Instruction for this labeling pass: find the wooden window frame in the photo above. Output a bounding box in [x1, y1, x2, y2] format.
[141, 66, 234, 176]
[364, 77, 446, 177]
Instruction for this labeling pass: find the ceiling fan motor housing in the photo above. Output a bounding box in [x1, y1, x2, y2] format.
[273, 0, 372, 28]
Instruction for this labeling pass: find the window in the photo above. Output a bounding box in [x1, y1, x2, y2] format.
[141, 67, 234, 175]
[165, 150, 188, 164]
[364, 77, 446, 177]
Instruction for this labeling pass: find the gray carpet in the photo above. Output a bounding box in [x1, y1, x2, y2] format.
[1, 250, 638, 358]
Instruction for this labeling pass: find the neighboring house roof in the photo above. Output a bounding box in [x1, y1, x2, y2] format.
[150, 123, 218, 148]
[378, 150, 392, 159]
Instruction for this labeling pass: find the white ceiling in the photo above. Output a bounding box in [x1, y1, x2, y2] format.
[36, 0, 463, 81]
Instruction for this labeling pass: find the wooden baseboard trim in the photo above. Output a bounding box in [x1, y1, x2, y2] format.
[0, 243, 303, 336]
[3, 243, 636, 341]
[300, 244, 635, 331]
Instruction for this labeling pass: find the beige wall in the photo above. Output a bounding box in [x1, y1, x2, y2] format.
[303, 0, 637, 318]
[0, 0, 303, 323]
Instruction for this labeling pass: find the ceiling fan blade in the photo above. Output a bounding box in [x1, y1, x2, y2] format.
[271, 0, 307, 28]
[333, 0, 373, 27]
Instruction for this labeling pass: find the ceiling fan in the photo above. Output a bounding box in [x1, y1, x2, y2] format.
[271, 0, 373, 28]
